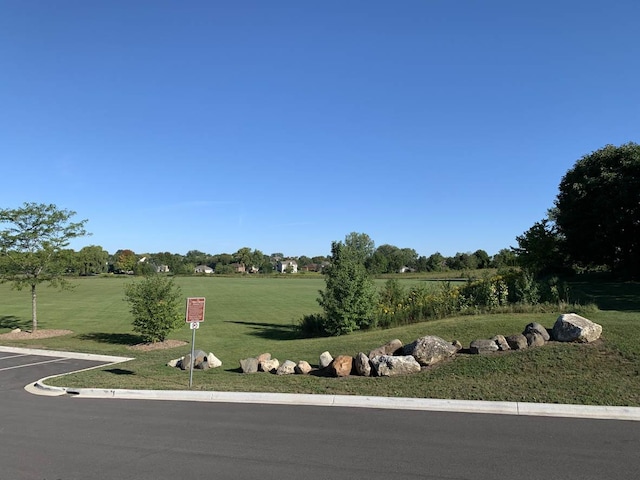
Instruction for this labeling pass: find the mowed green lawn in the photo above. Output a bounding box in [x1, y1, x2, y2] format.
[1, 275, 639, 406]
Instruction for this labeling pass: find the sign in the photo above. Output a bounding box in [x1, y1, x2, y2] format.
[190, 322, 200, 330]
[185, 297, 206, 323]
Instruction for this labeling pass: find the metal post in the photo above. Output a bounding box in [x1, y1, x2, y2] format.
[189, 326, 196, 388]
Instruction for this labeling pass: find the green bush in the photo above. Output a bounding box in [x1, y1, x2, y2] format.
[124, 275, 184, 342]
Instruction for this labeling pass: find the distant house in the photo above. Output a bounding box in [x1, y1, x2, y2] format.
[247, 265, 259, 274]
[276, 259, 298, 273]
[156, 264, 170, 273]
[194, 265, 214, 274]
[230, 263, 246, 273]
[301, 263, 326, 273]
[399, 266, 416, 273]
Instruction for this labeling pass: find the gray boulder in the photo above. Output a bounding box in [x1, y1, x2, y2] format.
[403, 335, 458, 366]
[368, 339, 403, 359]
[506, 334, 528, 350]
[354, 352, 372, 377]
[523, 322, 550, 342]
[492, 335, 511, 351]
[552, 313, 602, 343]
[371, 355, 421, 377]
[276, 360, 296, 375]
[469, 339, 499, 354]
[525, 332, 546, 347]
[240, 357, 259, 374]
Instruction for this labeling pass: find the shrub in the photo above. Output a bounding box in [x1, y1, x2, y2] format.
[124, 275, 184, 342]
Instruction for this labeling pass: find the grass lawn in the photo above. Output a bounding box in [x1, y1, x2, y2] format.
[1, 274, 639, 406]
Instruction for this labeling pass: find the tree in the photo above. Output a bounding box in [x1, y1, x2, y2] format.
[0, 202, 89, 332]
[317, 240, 377, 335]
[114, 249, 137, 273]
[343, 232, 375, 264]
[76, 245, 109, 275]
[124, 275, 184, 343]
[554, 142, 640, 276]
[513, 218, 566, 276]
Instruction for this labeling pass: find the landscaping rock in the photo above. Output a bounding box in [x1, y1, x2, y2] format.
[276, 360, 296, 375]
[167, 358, 180, 368]
[259, 358, 280, 373]
[295, 360, 312, 375]
[331, 355, 353, 377]
[492, 335, 511, 351]
[523, 322, 550, 342]
[354, 352, 372, 377]
[370, 355, 421, 377]
[525, 332, 545, 347]
[256, 352, 272, 363]
[240, 357, 259, 374]
[403, 335, 458, 366]
[552, 313, 602, 343]
[207, 352, 222, 368]
[368, 339, 403, 359]
[469, 339, 499, 354]
[452, 340, 463, 352]
[319, 351, 333, 369]
[506, 334, 528, 350]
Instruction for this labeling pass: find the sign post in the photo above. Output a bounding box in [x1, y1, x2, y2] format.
[185, 297, 206, 388]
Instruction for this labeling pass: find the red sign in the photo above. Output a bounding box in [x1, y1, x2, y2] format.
[185, 297, 206, 323]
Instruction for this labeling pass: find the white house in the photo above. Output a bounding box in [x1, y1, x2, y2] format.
[194, 264, 214, 274]
[276, 259, 298, 273]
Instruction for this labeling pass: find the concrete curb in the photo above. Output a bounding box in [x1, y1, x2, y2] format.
[5, 346, 640, 421]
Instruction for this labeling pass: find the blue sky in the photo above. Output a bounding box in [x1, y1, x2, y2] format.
[1, 1, 638, 258]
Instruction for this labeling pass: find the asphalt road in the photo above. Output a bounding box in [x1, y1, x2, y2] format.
[1, 351, 639, 480]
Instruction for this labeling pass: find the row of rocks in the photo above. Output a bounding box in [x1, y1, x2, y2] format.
[468, 313, 603, 354]
[170, 313, 603, 378]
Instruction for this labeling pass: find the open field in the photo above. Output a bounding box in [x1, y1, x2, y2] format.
[1, 275, 639, 406]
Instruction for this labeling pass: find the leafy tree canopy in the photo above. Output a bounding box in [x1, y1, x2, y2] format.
[554, 142, 640, 276]
[0, 202, 89, 331]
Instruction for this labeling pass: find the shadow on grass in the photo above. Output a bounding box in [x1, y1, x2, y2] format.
[77, 332, 143, 346]
[0, 315, 29, 330]
[569, 276, 640, 311]
[224, 320, 301, 340]
[104, 368, 135, 375]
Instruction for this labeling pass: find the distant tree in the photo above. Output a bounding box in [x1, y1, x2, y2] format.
[114, 249, 137, 273]
[492, 248, 518, 269]
[425, 252, 447, 272]
[514, 219, 566, 276]
[317, 240, 377, 335]
[232, 247, 252, 268]
[472, 249, 491, 269]
[0, 202, 89, 332]
[124, 275, 183, 343]
[343, 232, 375, 264]
[554, 142, 640, 276]
[297, 255, 312, 267]
[446, 252, 478, 271]
[76, 245, 109, 275]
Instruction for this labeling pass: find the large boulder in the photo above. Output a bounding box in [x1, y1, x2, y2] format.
[469, 339, 499, 355]
[256, 352, 272, 363]
[319, 351, 333, 369]
[523, 322, 551, 342]
[403, 335, 458, 366]
[368, 339, 403, 359]
[354, 352, 372, 377]
[259, 358, 280, 373]
[371, 355, 421, 377]
[552, 314, 602, 343]
[240, 357, 259, 373]
[330, 355, 353, 377]
[276, 360, 296, 375]
[506, 334, 528, 350]
[295, 360, 312, 375]
[525, 332, 545, 347]
[492, 335, 511, 351]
